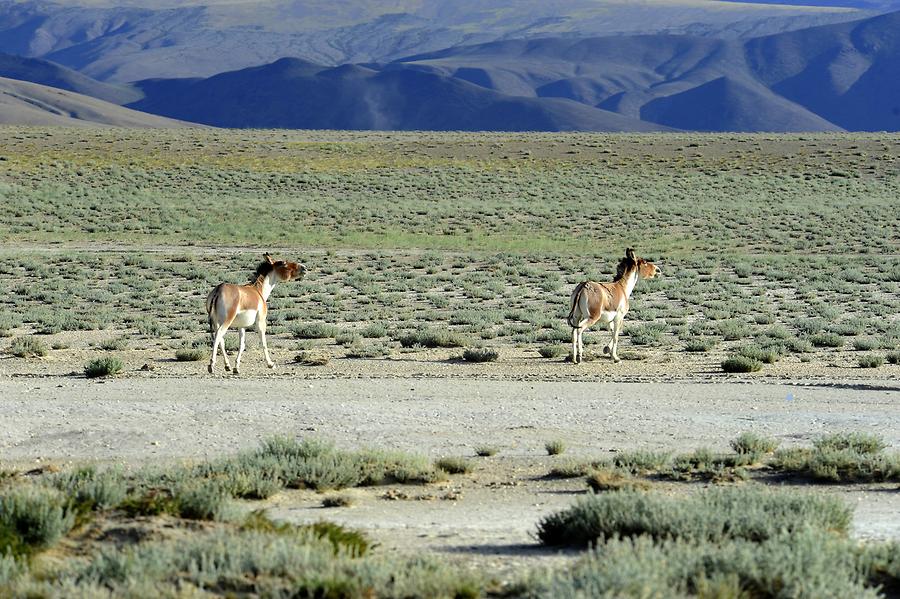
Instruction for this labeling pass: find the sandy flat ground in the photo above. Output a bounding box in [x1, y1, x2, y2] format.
[2, 374, 898, 572]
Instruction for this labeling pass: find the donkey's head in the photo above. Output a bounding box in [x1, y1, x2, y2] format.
[264, 253, 306, 282]
[620, 248, 660, 280]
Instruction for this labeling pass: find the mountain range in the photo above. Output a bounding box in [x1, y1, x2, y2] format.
[1, 0, 893, 82]
[0, 2, 899, 131]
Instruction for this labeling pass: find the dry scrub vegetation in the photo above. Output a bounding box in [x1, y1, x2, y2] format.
[0, 129, 897, 375]
[1, 433, 899, 597]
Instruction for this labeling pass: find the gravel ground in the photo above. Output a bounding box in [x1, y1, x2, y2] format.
[2, 375, 898, 571]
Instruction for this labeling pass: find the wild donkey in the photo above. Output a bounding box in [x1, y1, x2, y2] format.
[206, 254, 305, 374]
[567, 248, 660, 364]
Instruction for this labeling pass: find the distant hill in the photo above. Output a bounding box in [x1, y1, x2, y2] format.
[0, 0, 881, 82]
[128, 58, 670, 131]
[0, 52, 140, 104]
[0, 76, 185, 127]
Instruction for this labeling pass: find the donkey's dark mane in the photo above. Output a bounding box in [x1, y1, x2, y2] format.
[613, 256, 637, 282]
[249, 260, 275, 284]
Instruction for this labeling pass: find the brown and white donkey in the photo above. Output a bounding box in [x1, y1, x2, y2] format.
[567, 248, 660, 364]
[206, 254, 305, 374]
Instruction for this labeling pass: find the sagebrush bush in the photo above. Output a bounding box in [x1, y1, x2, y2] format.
[175, 348, 205, 361]
[397, 328, 469, 348]
[99, 337, 127, 351]
[537, 486, 851, 547]
[815, 432, 887, 454]
[545, 440, 567, 456]
[292, 323, 338, 339]
[8, 336, 48, 358]
[84, 356, 123, 378]
[731, 432, 779, 455]
[434, 457, 473, 474]
[462, 347, 499, 362]
[613, 450, 671, 473]
[538, 345, 567, 358]
[721, 355, 762, 373]
[0, 484, 75, 558]
[47, 466, 127, 512]
[858, 354, 884, 368]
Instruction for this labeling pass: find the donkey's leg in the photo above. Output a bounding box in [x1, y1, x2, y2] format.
[610, 315, 625, 363]
[209, 324, 230, 373]
[577, 327, 586, 363]
[234, 328, 246, 375]
[571, 328, 579, 364]
[603, 320, 615, 355]
[259, 319, 275, 369]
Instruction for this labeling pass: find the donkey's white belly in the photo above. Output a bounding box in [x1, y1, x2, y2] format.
[232, 310, 259, 329]
[598, 310, 618, 325]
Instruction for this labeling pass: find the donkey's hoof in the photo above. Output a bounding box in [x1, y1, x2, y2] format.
[267, 362, 276, 370]
[224, 364, 232, 372]
[603, 346, 611, 355]
[207, 364, 214, 374]
[232, 369, 240, 376]
[612, 357, 621, 364]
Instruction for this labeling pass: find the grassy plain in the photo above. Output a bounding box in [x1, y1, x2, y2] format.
[0, 128, 898, 375]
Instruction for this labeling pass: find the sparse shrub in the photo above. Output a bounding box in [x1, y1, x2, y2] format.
[736, 344, 779, 364]
[538, 345, 566, 358]
[335, 331, 362, 346]
[462, 347, 499, 362]
[47, 466, 127, 513]
[173, 481, 230, 520]
[397, 328, 469, 348]
[613, 450, 671, 473]
[545, 440, 567, 456]
[344, 343, 391, 359]
[0, 484, 75, 558]
[548, 461, 591, 478]
[434, 457, 473, 475]
[684, 338, 714, 352]
[474, 446, 498, 457]
[887, 351, 900, 364]
[8, 336, 48, 358]
[785, 337, 814, 353]
[815, 432, 887, 454]
[858, 354, 884, 368]
[360, 323, 387, 338]
[536, 486, 850, 547]
[586, 468, 649, 493]
[853, 337, 879, 351]
[98, 337, 127, 351]
[721, 355, 762, 373]
[84, 356, 123, 378]
[175, 348, 205, 361]
[731, 432, 778, 455]
[292, 323, 338, 339]
[718, 320, 750, 341]
[627, 324, 664, 346]
[810, 332, 843, 348]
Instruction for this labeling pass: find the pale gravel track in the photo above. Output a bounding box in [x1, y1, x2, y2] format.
[2, 376, 899, 566]
[2, 377, 897, 463]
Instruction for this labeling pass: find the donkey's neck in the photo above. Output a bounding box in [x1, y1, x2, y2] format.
[622, 269, 639, 298]
[253, 274, 277, 301]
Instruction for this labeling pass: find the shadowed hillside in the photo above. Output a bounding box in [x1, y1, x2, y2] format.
[129, 58, 669, 131]
[0, 76, 185, 126]
[0, 53, 140, 104]
[746, 10, 900, 130]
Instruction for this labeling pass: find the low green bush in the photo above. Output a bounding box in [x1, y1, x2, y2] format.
[175, 348, 205, 361]
[858, 354, 884, 368]
[721, 355, 762, 373]
[0, 485, 75, 558]
[434, 457, 473, 475]
[731, 432, 779, 455]
[396, 328, 470, 348]
[462, 347, 499, 362]
[8, 336, 48, 358]
[536, 486, 850, 547]
[84, 356, 123, 378]
[292, 323, 338, 339]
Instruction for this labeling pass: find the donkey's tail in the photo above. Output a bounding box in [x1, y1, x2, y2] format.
[566, 281, 588, 328]
[206, 284, 225, 333]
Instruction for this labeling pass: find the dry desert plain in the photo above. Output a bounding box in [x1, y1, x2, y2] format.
[0, 128, 899, 596]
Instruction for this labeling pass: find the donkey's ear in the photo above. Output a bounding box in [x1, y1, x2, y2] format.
[625, 248, 636, 261]
[264, 253, 275, 265]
